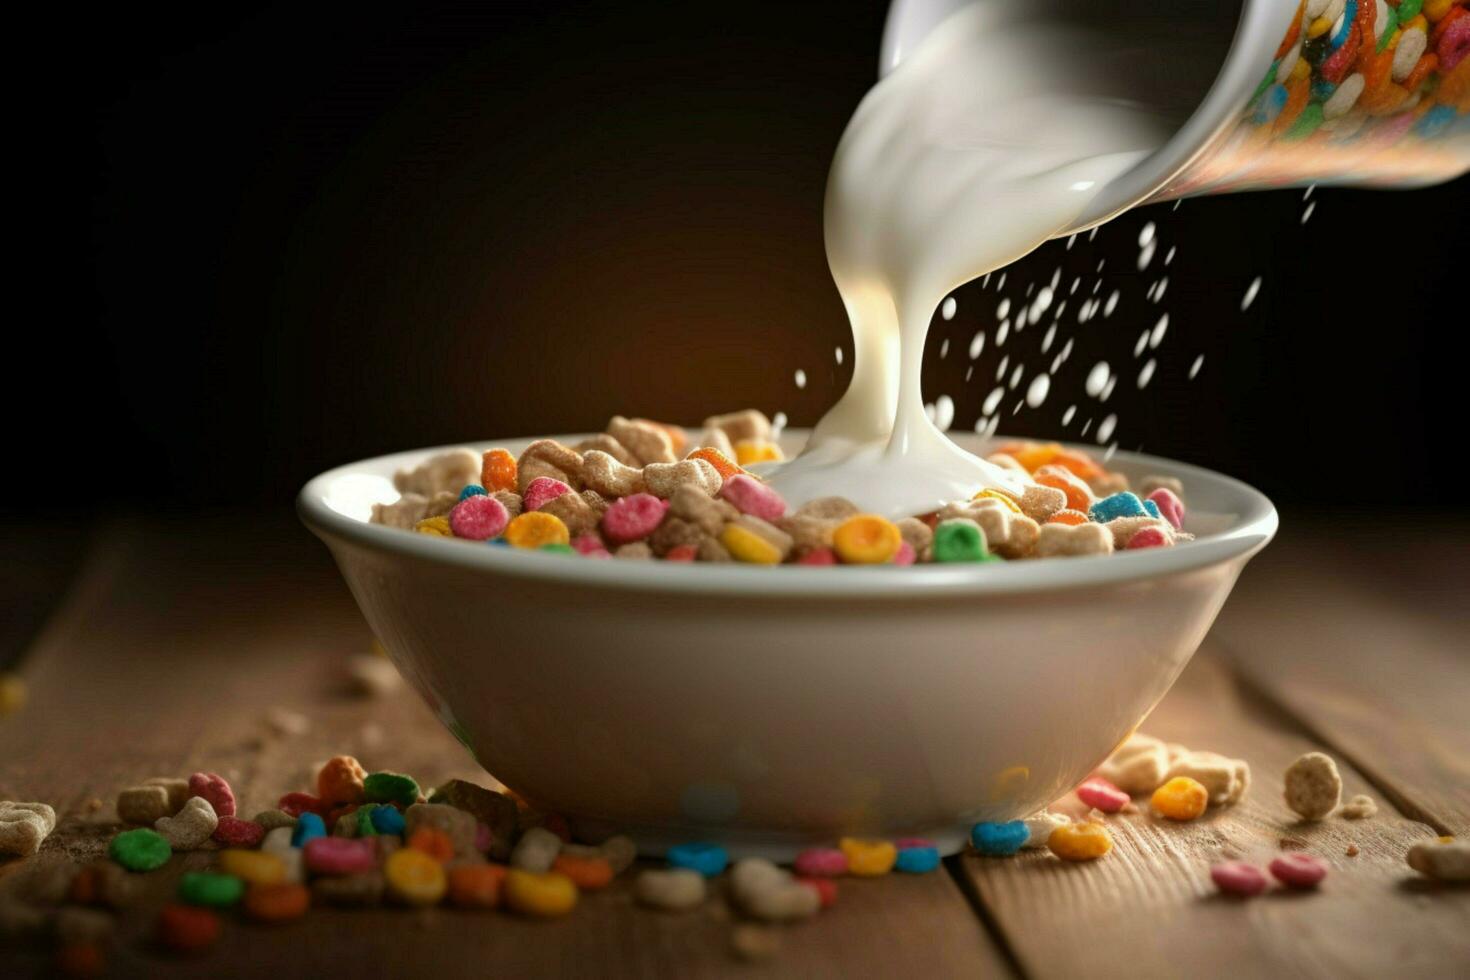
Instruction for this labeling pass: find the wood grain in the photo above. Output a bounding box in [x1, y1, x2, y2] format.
[0, 517, 1009, 979]
[954, 649, 1470, 980]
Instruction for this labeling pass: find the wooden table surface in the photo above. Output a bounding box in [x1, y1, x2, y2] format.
[2, 514, 1467, 978]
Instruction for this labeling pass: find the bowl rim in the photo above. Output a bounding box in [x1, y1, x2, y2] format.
[298, 431, 1278, 599]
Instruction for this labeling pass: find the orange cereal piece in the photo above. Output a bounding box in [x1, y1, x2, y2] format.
[481, 449, 518, 494]
[638, 420, 688, 455]
[317, 755, 367, 807]
[1047, 509, 1090, 526]
[448, 863, 507, 909]
[504, 511, 571, 549]
[1273, 75, 1310, 134]
[1152, 776, 1210, 821]
[242, 883, 310, 923]
[687, 447, 743, 481]
[832, 514, 903, 564]
[552, 853, 615, 891]
[1005, 442, 1062, 473]
[973, 489, 1020, 513]
[1049, 448, 1104, 481]
[1034, 465, 1093, 513]
[1402, 51, 1438, 92]
[408, 827, 455, 863]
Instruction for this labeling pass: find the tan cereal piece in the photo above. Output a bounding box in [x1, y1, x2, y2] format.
[313, 871, 385, 906]
[1139, 475, 1185, 501]
[143, 777, 191, 813]
[1021, 811, 1070, 849]
[0, 801, 56, 856]
[1017, 484, 1067, 522]
[668, 484, 737, 536]
[517, 440, 585, 493]
[703, 409, 771, 447]
[643, 458, 723, 499]
[573, 433, 638, 467]
[650, 517, 707, 557]
[1339, 794, 1378, 820]
[347, 654, 402, 697]
[492, 490, 524, 520]
[697, 537, 732, 562]
[1167, 750, 1250, 806]
[729, 858, 819, 922]
[694, 425, 736, 459]
[1283, 752, 1343, 821]
[1407, 838, 1470, 881]
[795, 496, 860, 521]
[1098, 733, 1171, 795]
[635, 868, 706, 911]
[510, 827, 562, 873]
[938, 498, 1039, 558]
[117, 786, 173, 825]
[598, 835, 637, 875]
[896, 517, 934, 554]
[538, 490, 600, 537]
[1035, 522, 1114, 558]
[731, 923, 782, 962]
[778, 514, 840, 556]
[371, 490, 457, 528]
[393, 449, 481, 497]
[254, 809, 298, 832]
[405, 803, 479, 859]
[581, 450, 646, 498]
[1104, 516, 1173, 548]
[155, 796, 217, 850]
[429, 780, 518, 861]
[262, 827, 305, 884]
[1088, 472, 1130, 497]
[607, 416, 676, 466]
[615, 542, 654, 560]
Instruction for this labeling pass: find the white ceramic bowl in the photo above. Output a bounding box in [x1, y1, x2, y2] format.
[299, 431, 1276, 859]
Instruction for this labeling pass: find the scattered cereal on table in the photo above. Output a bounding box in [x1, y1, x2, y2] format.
[1283, 752, 1343, 820]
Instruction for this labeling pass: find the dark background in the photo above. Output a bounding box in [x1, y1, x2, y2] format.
[17, 0, 1467, 519]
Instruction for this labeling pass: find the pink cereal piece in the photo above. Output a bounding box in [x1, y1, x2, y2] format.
[1269, 853, 1328, 889]
[796, 548, 838, 566]
[797, 876, 838, 908]
[719, 474, 787, 522]
[523, 477, 573, 512]
[212, 816, 265, 849]
[1146, 488, 1184, 530]
[1211, 860, 1269, 897]
[449, 494, 510, 540]
[892, 541, 916, 566]
[278, 792, 328, 818]
[601, 493, 669, 544]
[572, 534, 612, 558]
[793, 847, 848, 877]
[1127, 527, 1171, 550]
[1440, 17, 1469, 73]
[303, 837, 378, 876]
[664, 544, 698, 562]
[1076, 776, 1129, 813]
[189, 772, 236, 818]
[475, 822, 492, 853]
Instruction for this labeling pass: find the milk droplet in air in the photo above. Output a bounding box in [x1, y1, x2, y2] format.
[1137, 240, 1156, 271]
[1009, 364, 1024, 390]
[1104, 290, 1119, 317]
[1150, 313, 1168, 348]
[772, 412, 788, 436]
[835, 346, 844, 365]
[941, 296, 957, 320]
[1041, 323, 1056, 353]
[968, 331, 986, 360]
[996, 355, 1009, 380]
[1241, 277, 1262, 311]
[1134, 330, 1149, 358]
[1165, 246, 1176, 265]
[1062, 404, 1076, 425]
[1026, 373, 1050, 408]
[934, 395, 955, 432]
[1085, 362, 1110, 397]
[1097, 414, 1117, 444]
[996, 320, 1010, 346]
[996, 298, 1011, 319]
[1138, 359, 1156, 388]
[794, 369, 807, 390]
[1301, 201, 1316, 224]
[939, 338, 950, 358]
[1189, 355, 1205, 379]
[982, 386, 1005, 415]
[1138, 222, 1155, 248]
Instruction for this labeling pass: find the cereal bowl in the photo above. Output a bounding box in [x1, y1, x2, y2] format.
[298, 431, 1276, 859]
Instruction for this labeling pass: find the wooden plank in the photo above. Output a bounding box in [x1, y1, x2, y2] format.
[954, 649, 1470, 980]
[1211, 523, 1470, 835]
[0, 517, 1009, 979]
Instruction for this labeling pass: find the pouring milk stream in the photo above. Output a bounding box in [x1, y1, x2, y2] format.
[764, 5, 1178, 517]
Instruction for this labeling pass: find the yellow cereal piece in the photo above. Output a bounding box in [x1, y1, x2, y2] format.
[839, 838, 898, 877]
[973, 489, 1021, 513]
[1151, 776, 1210, 821]
[218, 849, 286, 886]
[1307, 15, 1332, 37]
[832, 514, 902, 564]
[1289, 58, 1310, 82]
[734, 441, 784, 466]
[1008, 442, 1062, 473]
[504, 869, 579, 917]
[1047, 821, 1113, 861]
[385, 848, 447, 906]
[504, 512, 570, 549]
[1424, 0, 1453, 22]
[721, 523, 783, 564]
[414, 516, 452, 537]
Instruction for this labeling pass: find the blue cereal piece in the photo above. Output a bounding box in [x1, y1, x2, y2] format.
[1254, 84, 1288, 124]
[1090, 492, 1148, 524]
[370, 805, 406, 836]
[667, 842, 728, 876]
[971, 821, 1028, 856]
[290, 812, 325, 847]
[459, 484, 488, 501]
[1416, 105, 1455, 141]
[1329, 0, 1357, 49]
[1142, 498, 1162, 520]
[894, 844, 941, 873]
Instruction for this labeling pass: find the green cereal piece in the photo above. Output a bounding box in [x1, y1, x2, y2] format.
[356, 803, 381, 837]
[1376, 9, 1398, 53]
[109, 828, 171, 872]
[363, 772, 420, 808]
[1397, 0, 1421, 21]
[539, 543, 575, 554]
[932, 519, 999, 564]
[1249, 62, 1278, 107]
[178, 872, 245, 907]
[1284, 104, 1324, 141]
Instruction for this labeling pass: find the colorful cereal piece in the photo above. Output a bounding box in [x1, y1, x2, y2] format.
[480, 449, 518, 493]
[304, 837, 378, 876]
[1146, 488, 1185, 529]
[663, 543, 698, 561]
[1047, 821, 1113, 861]
[407, 827, 455, 863]
[733, 441, 783, 466]
[458, 484, 488, 501]
[572, 534, 613, 558]
[157, 904, 220, 953]
[505, 869, 579, 917]
[793, 847, 848, 877]
[290, 812, 327, 847]
[932, 518, 996, 563]
[1090, 492, 1148, 523]
[1406, 837, 1470, 881]
[667, 842, 729, 877]
[601, 493, 669, 544]
[370, 805, 406, 836]
[178, 872, 245, 907]
[1211, 860, 1269, 897]
[242, 883, 310, 923]
[384, 849, 447, 906]
[414, 516, 452, 537]
[973, 488, 1020, 513]
[796, 547, 838, 565]
[1047, 508, 1090, 526]
[188, 772, 236, 818]
[1269, 853, 1329, 889]
[893, 840, 940, 873]
[797, 876, 839, 907]
[1034, 465, 1094, 512]
[552, 854, 614, 890]
[450, 494, 511, 541]
[523, 477, 573, 512]
[1077, 776, 1130, 813]
[448, 863, 508, 908]
[110, 828, 172, 872]
[212, 816, 265, 849]
[832, 515, 903, 564]
[1127, 527, 1171, 550]
[839, 837, 897, 876]
[317, 756, 368, 807]
[687, 447, 743, 481]
[363, 772, 421, 808]
[971, 821, 1028, 856]
[892, 540, 917, 565]
[720, 474, 787, 521]
[1152, 776, 1210, 820]
[218, 850, 286, 886]
[721, 521, 785, 564]
[635, 868, 706, 911]
[277, 792, 327, 819]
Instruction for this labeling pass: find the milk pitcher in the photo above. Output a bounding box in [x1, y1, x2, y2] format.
[882, 0, 1469, 232]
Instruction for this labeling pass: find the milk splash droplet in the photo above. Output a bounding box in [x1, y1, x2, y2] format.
[1241, 277, 1262, 311]
[941, 296, 957, 320]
